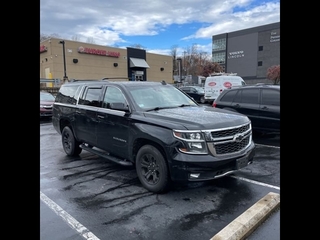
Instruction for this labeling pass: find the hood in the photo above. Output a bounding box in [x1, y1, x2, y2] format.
[143, 106, 250, 130]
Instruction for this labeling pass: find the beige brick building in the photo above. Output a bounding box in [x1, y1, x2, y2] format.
[40, 37, 174, 86]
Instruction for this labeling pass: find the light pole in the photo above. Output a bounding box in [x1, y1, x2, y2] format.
[59, 40, 68, 81]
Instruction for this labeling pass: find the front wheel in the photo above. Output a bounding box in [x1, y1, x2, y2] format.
[61, 126, 82, 156]
[136, 145, 170, 193]
[199, 96, 206, 104]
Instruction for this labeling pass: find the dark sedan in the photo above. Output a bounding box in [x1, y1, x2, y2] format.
[179, 86, 206, 103]
[40, 91, 55, 118]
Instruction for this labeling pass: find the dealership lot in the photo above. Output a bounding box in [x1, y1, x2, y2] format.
[40, 120, 280, 240]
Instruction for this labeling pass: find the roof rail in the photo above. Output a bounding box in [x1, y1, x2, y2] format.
[210, 72, 237, 76]
[69, 79, 100, 82]
[101, 77, 129, 80]
[255, 83, 267, 85]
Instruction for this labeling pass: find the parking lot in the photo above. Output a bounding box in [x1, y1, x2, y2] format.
[40, 119, 280, 240]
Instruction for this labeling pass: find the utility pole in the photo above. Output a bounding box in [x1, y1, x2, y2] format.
[59, 40, 68, 82]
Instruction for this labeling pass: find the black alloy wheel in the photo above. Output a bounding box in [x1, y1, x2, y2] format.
[136, 145, 170, 193]
[62, 126, 82, 156]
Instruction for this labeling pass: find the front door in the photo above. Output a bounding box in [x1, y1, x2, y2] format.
[96, 86, 130, 159]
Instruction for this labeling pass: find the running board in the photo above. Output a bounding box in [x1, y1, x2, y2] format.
[80, 144, 133, 166]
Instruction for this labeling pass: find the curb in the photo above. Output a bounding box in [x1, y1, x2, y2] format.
[210, 192, 280, 240]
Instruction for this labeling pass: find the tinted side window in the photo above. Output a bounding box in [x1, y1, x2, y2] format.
[182, 87, 190, 93]
[102, 86, 126, 109]
[261, 89, 280, 106]
[55, 85, 80, 105]
[78, 87, 102, 106]
[240, 89, 259, 104]
[220, 90, 238, 103]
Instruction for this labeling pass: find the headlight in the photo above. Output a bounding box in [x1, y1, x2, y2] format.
[173, 130, 207, 154]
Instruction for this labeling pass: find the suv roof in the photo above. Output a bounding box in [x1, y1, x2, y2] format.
[229, 84, 280, 89]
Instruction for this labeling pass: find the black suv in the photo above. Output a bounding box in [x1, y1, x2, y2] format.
[52, 79, 255, 193]
[212, 84, 280, 134]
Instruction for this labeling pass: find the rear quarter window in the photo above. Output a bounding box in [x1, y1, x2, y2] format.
[261, 89, 280, 106]
[219, 90, 238, 103]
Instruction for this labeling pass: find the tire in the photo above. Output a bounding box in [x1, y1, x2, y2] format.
[200, 96, 206, 104]
[61, 126, 82, 156]
[135, 145, 170, 193]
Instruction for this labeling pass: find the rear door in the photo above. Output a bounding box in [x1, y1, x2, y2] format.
[258, 88, 280, 132]
[231, 88, 261, 128]
[75, 85, 103, 145]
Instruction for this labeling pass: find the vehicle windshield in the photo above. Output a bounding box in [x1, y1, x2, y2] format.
[129, 84, 197, 110]
[193, 86, 204, 93]
[40, 92, 55, 101]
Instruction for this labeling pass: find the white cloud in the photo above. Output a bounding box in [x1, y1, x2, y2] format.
[40, 0, 280, 57]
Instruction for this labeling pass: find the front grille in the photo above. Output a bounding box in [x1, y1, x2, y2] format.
[211, 124, 250, 138]
[206, 123, 252, 156]
[215, 135, 250, 154]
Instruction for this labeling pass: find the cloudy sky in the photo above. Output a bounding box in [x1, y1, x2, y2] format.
[40, 0, 280, 57]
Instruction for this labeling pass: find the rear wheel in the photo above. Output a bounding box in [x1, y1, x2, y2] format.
[135, 145, 170, 193]
[200, 96, 206, 104]
[62, 126, 82, 156]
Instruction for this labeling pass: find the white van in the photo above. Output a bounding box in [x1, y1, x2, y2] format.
[204, 74, 246, 103]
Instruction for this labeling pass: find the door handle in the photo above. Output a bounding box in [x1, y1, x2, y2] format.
[97, 115, 105, 119]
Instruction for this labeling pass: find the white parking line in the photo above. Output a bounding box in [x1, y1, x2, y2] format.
[40, 191, 100, 240]
[255, 143, 280, 149]
[230, 176, 280, 190]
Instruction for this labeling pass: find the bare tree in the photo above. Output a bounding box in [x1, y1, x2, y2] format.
[201, 62, 224, 77]
[40, 33, 60, 42]
[71, 35, 82, 41]
[170, 45, 178, 75]
[130, 44, 146, 49]
[266, 65, 280, 85]
[86, 37, 95, 44]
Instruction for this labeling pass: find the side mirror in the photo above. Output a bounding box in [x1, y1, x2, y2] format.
[109, 102, 129, 112]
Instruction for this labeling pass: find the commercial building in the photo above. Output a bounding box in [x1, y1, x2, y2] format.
[212, 22, 280, 84]
[40, 37, 173, 86]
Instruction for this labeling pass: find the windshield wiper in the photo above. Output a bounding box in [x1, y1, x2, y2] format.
[145, 107, 167, 112]
[178, 104, 191, 107]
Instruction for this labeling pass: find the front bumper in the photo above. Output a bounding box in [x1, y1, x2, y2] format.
[168, 142, 255, 182]
[40, 109, 53, 117]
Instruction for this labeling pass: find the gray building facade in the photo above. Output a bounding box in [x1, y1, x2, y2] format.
[212, 22, 280, 84]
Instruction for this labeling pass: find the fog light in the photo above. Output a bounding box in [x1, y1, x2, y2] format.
[190, 173, 200, 178]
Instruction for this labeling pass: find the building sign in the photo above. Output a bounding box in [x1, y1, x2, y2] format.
[77, 46, 120, 57]
[270, 31, 280, 42]
[40, 45, 47, 53]
[228, 50, 244, 59]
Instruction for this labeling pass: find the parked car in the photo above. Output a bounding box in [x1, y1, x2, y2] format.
[179, 86, 206, 103]
[212, 84, 280, 135]
[40, 91, 55, 118]
[52, 79, 255, 193]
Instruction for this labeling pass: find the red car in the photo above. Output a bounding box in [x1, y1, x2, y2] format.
[40, 91, 55, 118]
